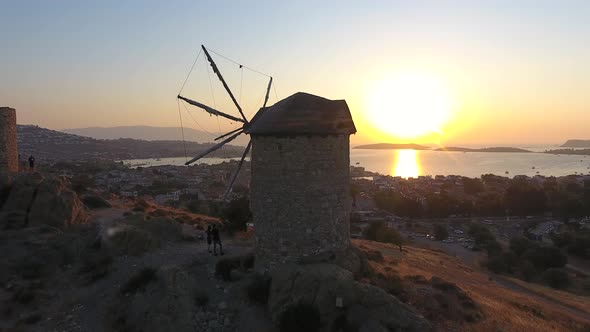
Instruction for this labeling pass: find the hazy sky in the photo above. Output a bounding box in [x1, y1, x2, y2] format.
[1, 0, 589, 145]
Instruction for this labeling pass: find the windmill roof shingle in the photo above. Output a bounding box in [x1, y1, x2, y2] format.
[244, 92, 356, 135]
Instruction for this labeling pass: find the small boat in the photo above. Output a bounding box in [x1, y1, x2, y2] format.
[532, 166, 535, 169]
[505, 171, 509, 174]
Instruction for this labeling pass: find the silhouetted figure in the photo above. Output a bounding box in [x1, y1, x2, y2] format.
[28, 155, 35, 171]
[206, 225, 212, 253]
[212, 224, 223, 256]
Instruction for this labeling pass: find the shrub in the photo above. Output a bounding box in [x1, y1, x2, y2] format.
[279, 303, 321, 332]
[524, 246, 567, 270]
[79, 251, 113, 282]
[434, 225, 449, 241]
[223, 196, 251, 233]
[363, 221, 403, 247]
[519, 260, 537, 282]
[486, 255, 508, 274]
[509, 236, 536, 256]
[247, 274, 272, 305]
[542, 268, 570, 289]
[194, 290, 209, 306]
[120, 267, 157, 295]
[484, 240, 503, 256]
[215, 257, 240, 281]
[242, 253, 255, 270]
[82, 195, 112, 209]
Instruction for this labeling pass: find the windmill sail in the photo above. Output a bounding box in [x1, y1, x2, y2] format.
[223, 140, 252, 200]
[262, 77, 273, 108]
[215, 127, 243, 141]
[178, 95, 245, 123]
[185, 131, 243, 165]
[201, 45, 248, 122]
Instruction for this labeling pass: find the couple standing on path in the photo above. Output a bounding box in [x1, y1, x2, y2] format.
[206, 224, 223, 256]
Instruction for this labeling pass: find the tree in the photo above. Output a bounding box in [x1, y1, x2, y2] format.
[363, 221, 404, 250]
[222, 196, 251, 233]
[509, 236, 534, 256]
[542, 268, 570, 289]
[433, 225, 449, 241]
[463, 178, 484, 194]
[524, 246, 567, 270]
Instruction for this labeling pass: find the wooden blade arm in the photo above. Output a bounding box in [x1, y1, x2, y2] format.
[223, 140, 252, 200]
[202, 45, 248, 123]
[185, 131, 242, 165]
[178, 95, 245, 124]
[262, 77, 273, 108]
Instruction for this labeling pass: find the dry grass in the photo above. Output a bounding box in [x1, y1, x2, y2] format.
[115, 197, 221, 227]
[353, 239, 590, 332]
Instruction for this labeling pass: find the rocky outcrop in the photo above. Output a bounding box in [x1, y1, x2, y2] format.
[268, 263, 432, 332]
[0, 174, 87, 229]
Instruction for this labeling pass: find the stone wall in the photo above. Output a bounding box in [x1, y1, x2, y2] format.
[250, 134, 351, 270]
[0, 107, 18, 173]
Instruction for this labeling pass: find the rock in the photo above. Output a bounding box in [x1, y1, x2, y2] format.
[28, 176, 87, 229]
[269, 263, 432, 332]
[0, 174, 87, 230]
[81, 194, 111, 209]
[0, 173, 43, 228]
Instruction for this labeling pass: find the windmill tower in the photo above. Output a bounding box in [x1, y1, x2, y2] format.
[0, 107, 18, 174]
[178, 46, 357, 270]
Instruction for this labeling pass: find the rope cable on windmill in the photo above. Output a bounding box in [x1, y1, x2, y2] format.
[177, 45, 273, 200]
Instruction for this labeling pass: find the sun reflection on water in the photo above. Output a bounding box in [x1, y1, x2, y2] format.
[392, 150, 421, 178]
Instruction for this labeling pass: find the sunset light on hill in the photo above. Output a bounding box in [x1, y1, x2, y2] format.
[365, 71, 454, 141]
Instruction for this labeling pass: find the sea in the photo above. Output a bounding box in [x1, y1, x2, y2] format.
[122, 146, 590, 179]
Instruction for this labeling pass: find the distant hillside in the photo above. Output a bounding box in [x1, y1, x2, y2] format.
[435, 146, 532, 153]
[545, 148, 590, 156]
[17, 125, 243, 162]
[354, 143, 431, 150]
[562, 140, 590, 148]
[62, 126, 243, 143]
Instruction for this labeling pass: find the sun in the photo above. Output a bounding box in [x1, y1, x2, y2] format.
[366, 71, 453, 139]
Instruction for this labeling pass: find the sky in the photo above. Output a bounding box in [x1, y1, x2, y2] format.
[1, 0, 589, 146]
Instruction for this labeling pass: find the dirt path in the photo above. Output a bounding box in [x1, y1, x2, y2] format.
[36, 207, 256, 332]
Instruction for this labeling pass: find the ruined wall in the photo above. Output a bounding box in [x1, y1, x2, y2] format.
[0, 107, 18, 173]
[250, 134, 351, 269]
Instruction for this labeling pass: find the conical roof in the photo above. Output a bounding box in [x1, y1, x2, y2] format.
[244, 92, 356, 135]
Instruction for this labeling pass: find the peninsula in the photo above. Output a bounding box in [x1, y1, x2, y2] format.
[353, 143, 431, 150]
[561, 139, 590, 148]
[435, 147, 532, 153]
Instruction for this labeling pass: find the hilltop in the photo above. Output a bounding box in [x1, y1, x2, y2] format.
[16, 125, 243, 162]
[562, 140, 590, 148]
[354, 143, 431, 150]
[63, 126, 221, 142]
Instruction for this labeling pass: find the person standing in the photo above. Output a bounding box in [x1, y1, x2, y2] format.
[212, 224, 223, 256]
[206, 225, 213, 253]
[28, 155, 35, 171]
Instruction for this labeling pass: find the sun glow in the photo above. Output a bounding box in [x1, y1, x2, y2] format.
[366, 71, 454, 140]
[392, 149, 420, 178]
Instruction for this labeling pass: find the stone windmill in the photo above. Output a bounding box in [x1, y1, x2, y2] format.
[178, 46, 357, 269]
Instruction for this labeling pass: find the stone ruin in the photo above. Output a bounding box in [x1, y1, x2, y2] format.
[0, 107, 18, 175]
[244, 92, 357, 270]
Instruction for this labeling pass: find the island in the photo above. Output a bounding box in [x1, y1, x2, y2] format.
[353, 143, 431, 150]
[561, 139, 590, 148]
[545, 148, 590, 156]
[435, 147, 532, 153]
